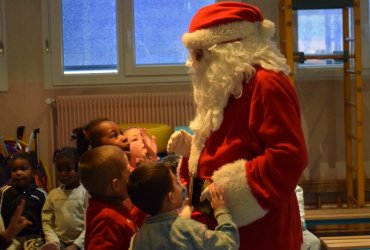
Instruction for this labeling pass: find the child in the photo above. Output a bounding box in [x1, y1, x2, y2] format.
[72, 118, 130, 156]
[0, 151, 47, 248]
[127, 161, 240, 250]
[79, 145, 140, 250]
[41, 147, 87, 250]
[72, 118, 157, 163]
[122, 127, 159, 168]
[295, 186, 321, 250]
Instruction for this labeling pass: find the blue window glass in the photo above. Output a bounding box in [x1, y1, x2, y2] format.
[61, 0, 214, 73]
[298, 9, 344, 65]
[133, 0, 214, 65]
[62, 0, 117, 73]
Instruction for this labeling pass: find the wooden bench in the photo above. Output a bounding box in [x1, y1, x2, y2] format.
[305, 208, 370, 236]
[320, 235, 370, 249]
[305, 208, 370, 226]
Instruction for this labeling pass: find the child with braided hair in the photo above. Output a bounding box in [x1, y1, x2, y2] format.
[72, 118, 130, 157]
[72, 118, 158, 168]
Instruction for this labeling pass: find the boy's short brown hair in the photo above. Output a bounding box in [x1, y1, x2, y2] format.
[79, 145, 128, 195]
[127, 161, 173, 215]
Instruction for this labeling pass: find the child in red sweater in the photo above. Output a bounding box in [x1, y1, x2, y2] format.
[79, 145, 138, 250]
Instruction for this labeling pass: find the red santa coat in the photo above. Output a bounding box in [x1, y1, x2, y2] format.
[179, 66, 308, 250]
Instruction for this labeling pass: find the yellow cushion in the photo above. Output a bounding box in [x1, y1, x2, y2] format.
[119, 123, 172, 153]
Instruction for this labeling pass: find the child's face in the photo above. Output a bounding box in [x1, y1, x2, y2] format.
[169, 171, 183, 209]
[97, 121, 128, 150]
[123, 128, 147, 161]
[11, 158, 34, 188]
[55, 157, 79, 186]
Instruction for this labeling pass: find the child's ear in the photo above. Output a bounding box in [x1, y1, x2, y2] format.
[111, 178, 120, 192]
[167, 191, 176, 204]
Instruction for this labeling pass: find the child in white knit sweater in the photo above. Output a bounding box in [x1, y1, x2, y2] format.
[41, 147, 88, 250]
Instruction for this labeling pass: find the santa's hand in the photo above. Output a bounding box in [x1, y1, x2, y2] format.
[167, 130, 193, 158]
[200, 186, 211, 202]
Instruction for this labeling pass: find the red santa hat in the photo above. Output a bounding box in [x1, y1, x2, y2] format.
[182, 2, 275, 49]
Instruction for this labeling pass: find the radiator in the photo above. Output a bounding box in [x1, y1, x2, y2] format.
[50, 92, 195, 149]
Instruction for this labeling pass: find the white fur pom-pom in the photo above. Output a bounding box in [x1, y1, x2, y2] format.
[258, 19, 275, 39]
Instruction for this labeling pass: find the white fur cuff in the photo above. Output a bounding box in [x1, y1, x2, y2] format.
[212, 159, 267, 227]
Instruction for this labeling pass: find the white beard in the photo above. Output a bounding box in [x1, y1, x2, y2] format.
[190, 83, 233, 141]
[187, 37, 289, 142]
[187, 43, 255, 142]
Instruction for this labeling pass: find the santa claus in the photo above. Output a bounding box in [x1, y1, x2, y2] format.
[167, 2, 308, 250]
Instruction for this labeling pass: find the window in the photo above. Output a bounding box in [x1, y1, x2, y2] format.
[61, 0, 118, 74]
[295, 0, 370, 78]
[297, 9, 346, 66]
[42, 0, 214, 87]
[0, 0, 7, 91]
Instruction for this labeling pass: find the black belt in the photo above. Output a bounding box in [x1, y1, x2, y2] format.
[191, 178, 213, 216]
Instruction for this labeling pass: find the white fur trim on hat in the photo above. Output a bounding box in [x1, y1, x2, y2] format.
[258, 19, 275, 39]
[182, 20, 275, 49]
[212, 159, 267, 227]
[183, 21, 254, 49]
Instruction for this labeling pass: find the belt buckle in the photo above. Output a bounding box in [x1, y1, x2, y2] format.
[195, 179, 213, 216]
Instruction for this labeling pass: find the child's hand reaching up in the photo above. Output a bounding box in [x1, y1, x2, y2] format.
[139, 128, 158, 160]
[209, 184, 225, 211]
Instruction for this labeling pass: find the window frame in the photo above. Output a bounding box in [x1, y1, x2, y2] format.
[42, 0, 193, 88]
[0, 0, 8, 92]
[293, 0, 370, 81]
